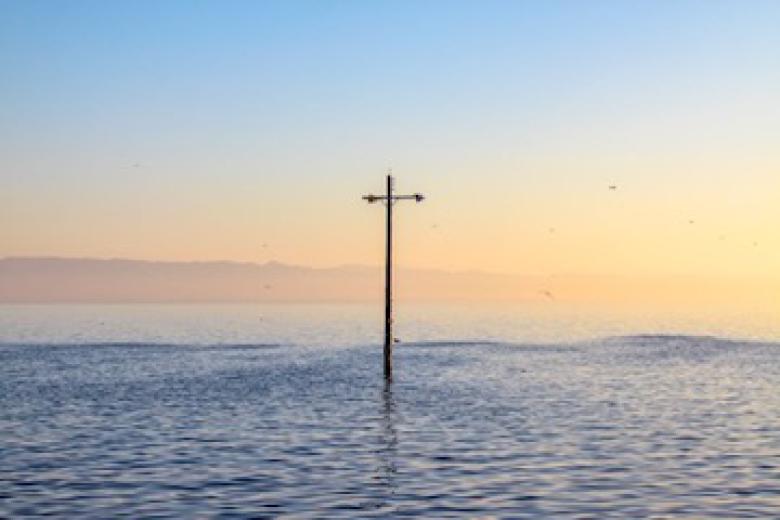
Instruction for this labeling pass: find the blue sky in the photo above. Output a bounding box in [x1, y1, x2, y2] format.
[1, 1, 778, 275]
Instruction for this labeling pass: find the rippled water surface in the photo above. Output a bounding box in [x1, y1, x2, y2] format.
[2, 304, 780, 517]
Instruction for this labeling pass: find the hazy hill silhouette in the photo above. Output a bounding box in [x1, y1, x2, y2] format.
[0, 257, 541, 303]
[0, 257, 776, 308]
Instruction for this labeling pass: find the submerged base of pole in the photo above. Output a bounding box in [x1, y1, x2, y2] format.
[384, 339, 392, 380]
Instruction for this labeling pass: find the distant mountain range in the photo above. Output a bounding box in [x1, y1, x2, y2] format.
[0, 257, 539, 303]
[0, 257, 776, 308]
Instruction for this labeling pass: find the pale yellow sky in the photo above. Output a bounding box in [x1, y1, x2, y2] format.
[3, 151, 778, 278]
[1, 2, 778, 280]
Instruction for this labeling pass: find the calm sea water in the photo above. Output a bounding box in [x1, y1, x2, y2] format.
[2, 304, 780, 517]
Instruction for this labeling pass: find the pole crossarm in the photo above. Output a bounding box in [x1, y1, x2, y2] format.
[362, 193, 424, 203]
[361, 174, 425, 380]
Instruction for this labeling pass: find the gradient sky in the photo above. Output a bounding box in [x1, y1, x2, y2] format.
[2, 1, 778, 277]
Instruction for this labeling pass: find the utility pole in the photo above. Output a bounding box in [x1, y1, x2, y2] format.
[363, 173, 424, 380]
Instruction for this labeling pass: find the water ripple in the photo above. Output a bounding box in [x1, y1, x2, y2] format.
[2, 335, 779, 517]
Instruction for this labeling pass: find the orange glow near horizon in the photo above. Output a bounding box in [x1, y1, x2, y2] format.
[3, 153, 778, 282]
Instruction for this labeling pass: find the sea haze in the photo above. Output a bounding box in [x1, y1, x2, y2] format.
[1, 304, 780, 517]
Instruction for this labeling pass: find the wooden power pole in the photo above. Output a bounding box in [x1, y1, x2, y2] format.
[363, 173, 424, 380]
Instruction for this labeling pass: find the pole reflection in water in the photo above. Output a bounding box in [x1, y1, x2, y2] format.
[375, 380, 399, 505]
